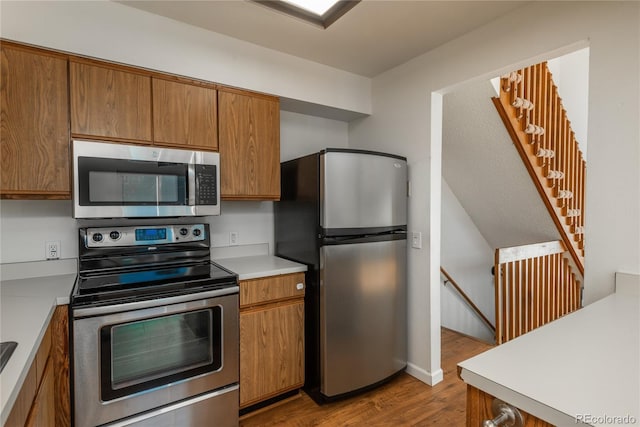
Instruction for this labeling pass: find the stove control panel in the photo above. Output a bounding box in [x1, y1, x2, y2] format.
[85, 224, 206, 247]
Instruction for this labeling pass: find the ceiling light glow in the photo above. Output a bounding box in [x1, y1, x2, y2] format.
[282, 0, 340, 16]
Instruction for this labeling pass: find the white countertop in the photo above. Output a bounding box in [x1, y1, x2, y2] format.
[0, 271, 76, 425]
[459, 291, 640, 426]
[214, 255, 307, 280]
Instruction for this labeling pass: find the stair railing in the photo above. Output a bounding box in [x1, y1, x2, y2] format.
[492, 62, 586, 276]
[494, 240, 582, 344]
[440, 267, 496, 335]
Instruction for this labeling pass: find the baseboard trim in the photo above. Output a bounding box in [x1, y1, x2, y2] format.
[406, 363, 443, 386]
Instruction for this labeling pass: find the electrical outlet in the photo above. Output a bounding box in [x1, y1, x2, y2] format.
[411, 232, 422, 249]
[46, 240, 61, 260]
[229, 231, 239, 246]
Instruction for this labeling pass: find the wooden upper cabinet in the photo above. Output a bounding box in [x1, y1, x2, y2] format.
[70, 61, 152, 142]
[152, 78, 218, 150]
[218, 89, 280, 200]
[1, 44, 70, 199]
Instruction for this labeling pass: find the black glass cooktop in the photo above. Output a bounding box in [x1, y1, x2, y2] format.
[72, 261, 237, 307]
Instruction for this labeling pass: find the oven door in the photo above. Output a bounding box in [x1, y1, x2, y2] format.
[72, 289, 238, 427]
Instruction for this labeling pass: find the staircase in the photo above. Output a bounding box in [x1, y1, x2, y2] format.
[492, 62, 585, 276]
[491, 62, 586, 343]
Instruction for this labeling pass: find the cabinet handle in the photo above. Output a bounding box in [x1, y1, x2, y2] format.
[296, 282, 304, 290]
[483, 399, 523, 427]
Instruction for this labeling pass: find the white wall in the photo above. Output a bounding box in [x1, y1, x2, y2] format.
[441, 180, 495, 343]
[0, 1, 371, 115]
[547, 48, 590, 156]
[0, 112, 349, 265]
[349, 1, 639, 385]
[280, 111, 349, 162]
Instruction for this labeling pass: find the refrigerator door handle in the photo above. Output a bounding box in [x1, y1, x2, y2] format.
[321, 232, 407, 246]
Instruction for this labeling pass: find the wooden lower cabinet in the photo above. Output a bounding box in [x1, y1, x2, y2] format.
[25, 358, 55, 427]
[5, 305, 70, 427]
[239, 273, 305, 409]
[466, 385, 555, 427]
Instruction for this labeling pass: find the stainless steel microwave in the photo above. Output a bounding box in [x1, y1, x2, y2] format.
[73, 140, 220, 218]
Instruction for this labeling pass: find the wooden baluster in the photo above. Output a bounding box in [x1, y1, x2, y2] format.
[550, 254, 557, 322]
[531, 65, 539, 145]
[543, 69, 553, 169]
[552, 87, 560, 180]
[553, 254, 562, 319]
[501, 261, 507, 344]
[494, 252, 501, 345]
[512, 260, 517, 340]
[568, 261, 573, 315]
[564, 111, 570, 208]
[570, 132, 577, 224]
[541, 64, 550, 176]
[560, 254, 564, 317]
[525, 66, 532, 128]
[548, 254, 554, 324]
[555, 98, 563, 195]
[536, 256, 542, 329]
[565, 132, 574, 220]
[560, 107, 568, 206]
[521, 259, 526, 337]
[535, 64, 544, 146]
[527, 257, 534, 333]
[541, 255, 547, 326]
[581, 154, 585, 236]
[506, 261, 512, 342]
[547, 85, 555, 170]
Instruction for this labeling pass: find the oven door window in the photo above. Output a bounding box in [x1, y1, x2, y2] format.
[100, 307, 222, 401]
[77, 157, 188, 206]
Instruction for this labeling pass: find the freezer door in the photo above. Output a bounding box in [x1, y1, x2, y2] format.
[320, 151, 407, 231]
[320, 238, 407, 397]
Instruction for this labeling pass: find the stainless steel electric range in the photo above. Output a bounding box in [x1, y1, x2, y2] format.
[70, 223, 239, 427]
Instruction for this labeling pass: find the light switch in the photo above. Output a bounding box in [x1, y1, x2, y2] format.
[411, 232, 422, 249]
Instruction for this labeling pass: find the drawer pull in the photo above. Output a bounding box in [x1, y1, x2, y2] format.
[296, 282, 304, 291]
[483, 399, 523, 427]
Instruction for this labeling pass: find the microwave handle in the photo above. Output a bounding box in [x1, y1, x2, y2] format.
[188, 164, 196, 206]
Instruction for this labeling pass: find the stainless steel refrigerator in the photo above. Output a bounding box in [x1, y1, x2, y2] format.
[275, 149, 407, 403]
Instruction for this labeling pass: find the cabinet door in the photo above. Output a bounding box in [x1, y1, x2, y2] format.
[70, 61, 152, 142]
[218, 90, 280, 200]
[240, 300, 304, 408]
[152, 78, 218, 150]
[25, 358, 55, 427]
[1, 45, 70, 198]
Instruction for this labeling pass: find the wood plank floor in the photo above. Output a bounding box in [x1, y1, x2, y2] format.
[240, 328, 493, 426]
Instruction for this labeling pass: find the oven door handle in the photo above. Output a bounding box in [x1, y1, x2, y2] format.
[73, 286, 239, 318]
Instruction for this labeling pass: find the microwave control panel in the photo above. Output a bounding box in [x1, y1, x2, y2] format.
[195, 164, 217, 205]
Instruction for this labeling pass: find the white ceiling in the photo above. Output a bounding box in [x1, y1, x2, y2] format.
[118, 0, 528, 77]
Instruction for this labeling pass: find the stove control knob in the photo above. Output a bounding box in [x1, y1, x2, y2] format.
[193, 228, 202, 237]
[92, 233, 103, 242]
[179, 228, 189, 236]
[109, 231, 121, 240]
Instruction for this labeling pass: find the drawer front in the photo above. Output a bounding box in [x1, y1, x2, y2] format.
[240, 273, 305, 307]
